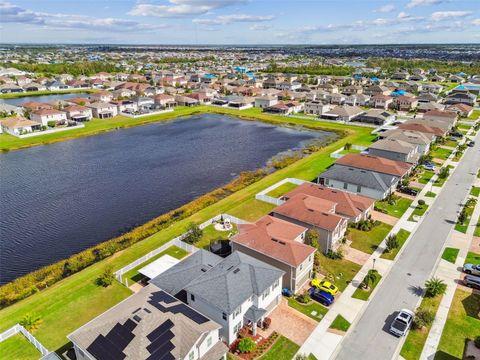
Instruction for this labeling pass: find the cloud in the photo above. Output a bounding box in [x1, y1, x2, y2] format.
[375, 4, 395, 13]
[472, 18, 480, 26]
[193, 14, 274, 25]
[431, 11, 472, 21]
[129, 0, 247, 18]
[397, 12, 424, 22]
[0, 1, 165, 32]
[250, 24, 271, 31]
[407, 0, 445, 8]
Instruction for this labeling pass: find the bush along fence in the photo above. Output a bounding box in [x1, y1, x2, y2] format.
[114, 213, 249, 286]
[255, 177, 309, 206]
[0, 324, 50, 357]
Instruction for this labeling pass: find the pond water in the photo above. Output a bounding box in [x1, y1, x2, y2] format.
[0, 113, 333, 283]
[0, 92, 90, 106]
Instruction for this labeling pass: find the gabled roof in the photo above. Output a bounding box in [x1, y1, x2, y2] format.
[398, 122, 445, 137]
[68, 284, 225, 360]
[0, 116, 40, 129]
[369, 138, 416, 154]
[380, 128, 434, 146]
[183, 251, 284, 314]
[231, 215, 313, 267]
[272, 193, 344, 231]
[284, 182, 375, 218]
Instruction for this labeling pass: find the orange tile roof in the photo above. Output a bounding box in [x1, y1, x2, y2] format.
[231, 216, 314, 267]
[284, 182, 375, 218]
[273, 193, 344, 231]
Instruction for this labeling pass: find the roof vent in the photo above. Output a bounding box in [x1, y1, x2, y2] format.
[227, 266, 234, 271]
[133, 315, 142, 323]
[233, 268, 240, 274]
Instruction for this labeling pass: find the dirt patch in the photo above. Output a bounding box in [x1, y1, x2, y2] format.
[327, 328, 346, 336]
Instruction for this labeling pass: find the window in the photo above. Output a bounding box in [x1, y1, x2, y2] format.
[233, 321, 242, 334]
[357, 185, 362, 193]
[190, 294, 195, 302]
[233, 306, 242, 319]
[343, 182, 348, 190]
[222, 312, 227, 320]
[325, 179, 329, 185]
[262, 287, 270, 300]
[207, 337, 212, 347]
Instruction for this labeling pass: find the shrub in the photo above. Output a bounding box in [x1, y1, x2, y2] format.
[19, 313, 42, 332]
[475, 336, 480, 349]
[97, 266, 115, 287]
[344, 143, 352, 150]
[305, 229, 320, 248]
[424, 277, 447, 297]
[361, 269, 378, 289]
[438, 167, 450, 179]
[238, 337, 256, 353]
[325, 249, 344, 260]
[47, 120, 56, 128]
[314, 251, 321, 267]
[183, 222, 203, 244]
[385, 234, 399, 252]
[418, 199, 425, 206]
[413, 308, 435, 329]
[297, 291, 311, 304]
[295, 355, 309, 360]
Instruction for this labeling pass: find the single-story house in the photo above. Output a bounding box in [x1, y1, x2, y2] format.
[352, 109, 394, 125]
[321, 105, 364, 122]
[0, 116, 41, 135]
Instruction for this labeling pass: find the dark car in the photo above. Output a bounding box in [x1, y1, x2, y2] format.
[464, 275, 480, 290]
[309, 287, 334, 306]
[450, 131, 463, 138]
[467, 141, 475, 147]
[398, 186, 418, 196]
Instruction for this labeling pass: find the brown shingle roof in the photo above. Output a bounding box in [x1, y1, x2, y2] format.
[231, 216, 314, 267]
[336, 153, 412, 178]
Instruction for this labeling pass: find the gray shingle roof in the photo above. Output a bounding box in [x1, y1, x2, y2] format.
[320, 164, 399, 192]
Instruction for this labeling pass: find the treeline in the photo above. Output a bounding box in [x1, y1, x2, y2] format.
[265, 63, 353, 76]
[1, 61, 119, 76]
[157, 56, 215, 64]
[0, 169, 266, 308]
[366, 58, 480, 75]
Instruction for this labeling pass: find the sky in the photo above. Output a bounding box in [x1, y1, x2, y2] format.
[0, 0, 479, 45]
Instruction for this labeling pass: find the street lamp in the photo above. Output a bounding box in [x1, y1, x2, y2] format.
[373, 258, 376, 271]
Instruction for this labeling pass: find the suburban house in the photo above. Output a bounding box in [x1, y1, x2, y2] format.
[68, 284, 228, 360]
[271, 193, 348, 253]
[370, 95, 393, 110]
[151, 250, 284, 345]
[254, 95, 278, 109]
[335, 153, 412, 179]
[321, 105, 364, 122]
[21, 101, 54, 111]
[422, 109, 458, 125]
[30, 109, 68, 126]
[89, 91, 113, 103]
[378, 128, 434, 154]
[63, 105, 93, 122]
[368, 138, 420, 164]
[352, 109, 394, 125]
[230, 215, 315, 294]
[0, 116, 41, 136]
[304, 101, 331, 116]
[318, 163, 401, 200]
[175, 95, 199, 106]
[392, 96, 418, 112]
[153, 94, 176, 108]
[282, 182, 375, 222]
[446, 103, 473, 117]
[398, 121, 447, 137]
[87, 102, 118, 119]
[444, 91, 477, 106]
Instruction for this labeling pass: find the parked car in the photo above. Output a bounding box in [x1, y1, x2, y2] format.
[308, 288, 334, 306]
[450, 131, 463, 138]
[398, 186, 418, 196]
[467, 141, 475, 147]
[423, 164, 436, 171]
[311, 279, 339, 296]
[389, 309, 414, 337]
[463, 263, 480, 276]
[282, 288, 293, 297]
[463, 274, 480, 290]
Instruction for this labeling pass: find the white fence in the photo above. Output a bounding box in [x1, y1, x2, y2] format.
[330, 144, 367, 159]
[255, 177, 309, 206]
[15, 123, 85, 139]
[0, 324, 50, 357]
[114, 213, 249, 285]
[119, 108, 174, 118]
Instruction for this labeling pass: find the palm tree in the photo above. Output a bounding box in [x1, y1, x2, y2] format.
[362, 269, 378, 290]
[424, 277, 447, 297]
[19, 313, 42, 332]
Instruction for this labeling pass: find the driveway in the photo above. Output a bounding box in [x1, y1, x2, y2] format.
[335, 132, 480, 360]
[259, 300, 317, 345]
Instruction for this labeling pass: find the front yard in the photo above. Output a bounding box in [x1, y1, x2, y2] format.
[347, 221, 393, 254]
[408, 203, 429, 222]
[258, 335, 300, 360]
[287, 297, 328, 322]
[429, 147, 453, 160]
[317, 253, 362, 292]
[374, 197, 412, 218]
[418, 170, 435, 184]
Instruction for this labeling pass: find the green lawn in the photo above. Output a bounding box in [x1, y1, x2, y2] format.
[351, 272, 382, 301]
[339, 148, 361, 155]
[442, 139, 458, 148]
[467, 110, 480, 121]
[259, 335, 300, 360]
[195, 223, 238, 250]
[457, 123, 473, 130]
[0, 333, 40, 360]
[408, 204, 429, 222]
[434, 289, 480, 360]
[465, 251, 480, 265]
[470, 186, 480, 197]
[429, 147, 453, 160]
[347, 222, 393, 254]
[329, 314, 351, 332]
[455, 204, 474, 233]
[317, 253, 362, 292]
[0, 89, 97, 99]
[374, 197, 412, 218]
[122, 245, 189, 285]
[475, 218, 480, 237]
[425, 191, 436, 198]
[433, 166, 454, 187]
[418, 170, 435, 184]
[265, 182, 298, 198]
[0, 107, 375, 353]
[401, 294, 443, 360]
[380, 229, 411, 260]
[441, 247, 459, 264]
[287, 297, 328, 322]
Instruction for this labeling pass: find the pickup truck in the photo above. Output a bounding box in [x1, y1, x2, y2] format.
[389, 309, 414, 337]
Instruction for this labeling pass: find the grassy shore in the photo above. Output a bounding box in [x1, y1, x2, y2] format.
[0, 107, 375, 354]
[0, 89, 97, 99]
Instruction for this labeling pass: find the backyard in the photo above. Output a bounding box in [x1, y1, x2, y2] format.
[266, 182, 298, 198]
[194, 223, 238, 249]
[0, 333, 40, 360]
[347, 221, 393, 254]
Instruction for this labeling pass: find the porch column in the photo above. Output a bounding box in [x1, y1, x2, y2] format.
[252, 321, 257, 336]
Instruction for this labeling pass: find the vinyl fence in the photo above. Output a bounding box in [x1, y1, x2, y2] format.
[330, 144, 367, 159]
[114, 213, 249, 285]
[255, 177, 308, 206]
[0, 324, 49, 357]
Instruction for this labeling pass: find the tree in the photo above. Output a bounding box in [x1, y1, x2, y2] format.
[362, 269, 378, 290]
[418, 199, 425, 206]
[20, 313, 42, 332]
[305, 229, 320, 248]
[97, 266, 115, 287]
[238, 337, 256, 353]
[413, 308, 435, 330]
[424, 277, 447, 297]
[183, 222, 203, 244]
[385, 234, 399, 252]
[458, 208, 468, 224]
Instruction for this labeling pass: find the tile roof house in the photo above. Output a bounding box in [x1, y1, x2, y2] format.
[352, 108, 394, 125]
[271, 193, 348, 253]
[318, 163, 401, 200]
[283, 182, 375, 222]
[446, 103, 474, 117]
[68, 284, 228, 360]
[30, 108, 68, 126]
[368, 138, 420, 164]
[63, 105, 93, 122]
[0, 116, 41, 136]
[422, 110, 458, 124]
[378, 128, 434, 154]
[151, 250, 284, 345]
[231, 215, 314, 294]
[397, 121, 446, 137]
[335, 153, 412, 178]
[87, 102, 118, 119]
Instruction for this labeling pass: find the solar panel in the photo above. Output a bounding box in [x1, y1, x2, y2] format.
[146, 331, 174, 354]
[87, 335, 126, 360]
[107, 323, 135, 349]
[123, 319, 137, 331]
[146, 319, 174, 342]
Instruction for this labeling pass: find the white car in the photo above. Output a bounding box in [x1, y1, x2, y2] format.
[389, 309, 414, 337]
